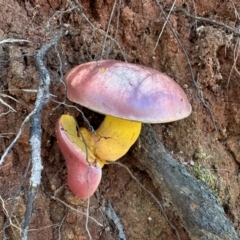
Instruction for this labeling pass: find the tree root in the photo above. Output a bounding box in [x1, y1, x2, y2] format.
[131, 124, 239, 240]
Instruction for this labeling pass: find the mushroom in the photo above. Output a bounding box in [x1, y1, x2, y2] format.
[56, 60, 192, 199]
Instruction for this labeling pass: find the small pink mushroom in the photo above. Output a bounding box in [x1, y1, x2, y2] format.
[56, 116, 102, 199]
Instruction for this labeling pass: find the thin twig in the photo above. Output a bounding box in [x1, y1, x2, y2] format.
[0, 94, 19, 113]
[2, 158, 31, 237]
[170, 7, 240, 37]
[100, 0, 117, 57]
[51, 195, 103, 227]
[57, 214, 66, 240]
[78, 128, 92, 240]
[72, 117, 94, 240]
[0, 197, 22, 233]
[21, 29, 65, 240]
[0, 39, 30, 44]
[227, 35, 240, 91]
[153, 0, 177, 53]
[106, 0, 122, 58]
[50, 99, 95, 133]
[0, 112, 33, 166]
[45, 6, 77, 30]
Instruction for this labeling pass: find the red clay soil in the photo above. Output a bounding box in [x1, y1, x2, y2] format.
[0, 0, 240, 239]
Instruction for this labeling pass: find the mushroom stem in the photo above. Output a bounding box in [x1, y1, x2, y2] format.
[80, 115, 142, 167]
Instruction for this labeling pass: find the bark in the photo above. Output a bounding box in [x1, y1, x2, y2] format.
[131, 124, 239, 240]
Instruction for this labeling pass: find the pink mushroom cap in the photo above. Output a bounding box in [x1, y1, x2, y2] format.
[56, 118, 102, 199]
[64, 60, 192, 123]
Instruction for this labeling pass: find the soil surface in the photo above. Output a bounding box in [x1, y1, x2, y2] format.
[0, 0, 240, 239]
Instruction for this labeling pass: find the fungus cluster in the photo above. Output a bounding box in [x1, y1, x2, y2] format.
[56, 60, 191, 199]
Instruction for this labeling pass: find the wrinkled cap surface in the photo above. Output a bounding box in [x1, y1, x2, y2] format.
[64, 60, 192, 123]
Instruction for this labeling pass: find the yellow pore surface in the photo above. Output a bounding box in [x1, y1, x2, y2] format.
[60, 114, 141, 168]
[59, 114, 97, 165]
